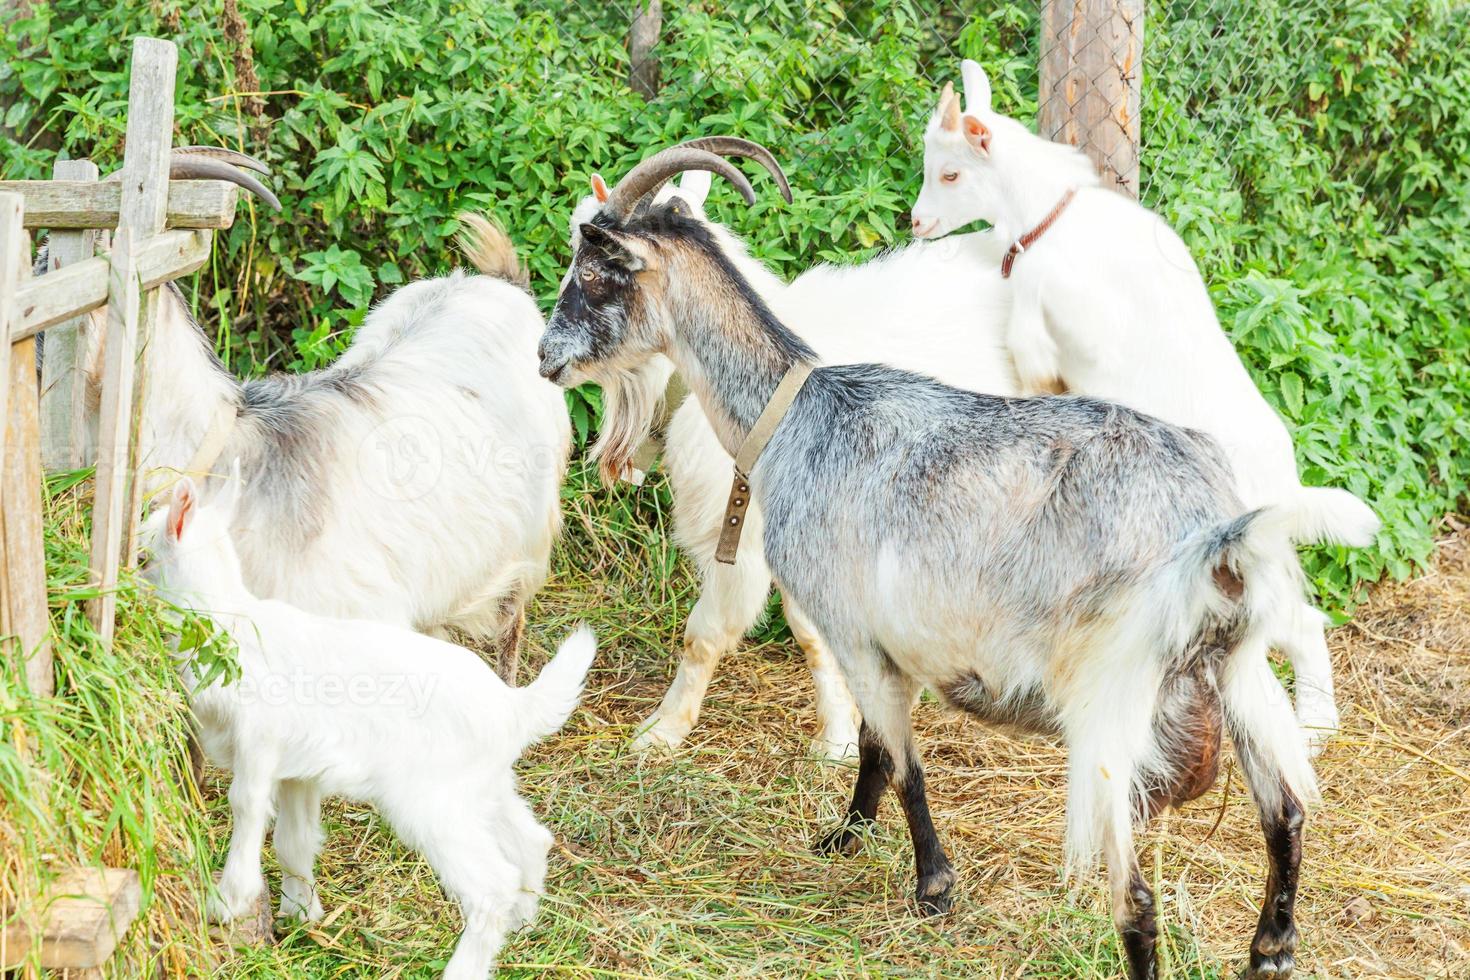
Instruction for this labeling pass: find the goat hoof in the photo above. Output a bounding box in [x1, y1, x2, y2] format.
[1244, 951, 1294, 979]
[1301, 725, 1335, 760]
[815, 823, 865, 857]
[277, 896, 323, 923]
[630, 716, 688, 755]
[809, 728, 860, 763]
[915, 866, 956, 916]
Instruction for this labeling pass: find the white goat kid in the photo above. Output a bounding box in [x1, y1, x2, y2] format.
[53, 215, 569, 680]
[910, 64, 1380, 752]
[145, 474, 596, 980]
[570, 163, 1019, 759]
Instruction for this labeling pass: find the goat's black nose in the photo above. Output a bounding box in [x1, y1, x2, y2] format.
[537, 348, 569, 383]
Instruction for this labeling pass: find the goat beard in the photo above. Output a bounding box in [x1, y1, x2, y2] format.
[589, 366, 666, 486]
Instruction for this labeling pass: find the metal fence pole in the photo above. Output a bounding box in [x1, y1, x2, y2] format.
[1038, 0, 1145, 198]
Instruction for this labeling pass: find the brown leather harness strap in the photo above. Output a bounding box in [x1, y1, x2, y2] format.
[714, 361, 815, 565]
[1000, 188, 1076, 279]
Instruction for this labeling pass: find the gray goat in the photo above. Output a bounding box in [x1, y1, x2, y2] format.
[534, 143, 1370, 980]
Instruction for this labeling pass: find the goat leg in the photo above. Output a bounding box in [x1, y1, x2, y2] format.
[1114, 863, 1159, 980]
[494, 601, 525, 685]
[1247, 787, 1302, 979]
[893, 752, 956, 915]
[815, 721, 892, 856]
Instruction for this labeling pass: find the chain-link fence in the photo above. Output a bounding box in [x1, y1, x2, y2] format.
[493, 0, 1349, 223]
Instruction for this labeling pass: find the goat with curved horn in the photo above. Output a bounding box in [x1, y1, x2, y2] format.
[172, 145, 273, 176]
[168, 151, 282, 211]
[605, 146, 757, 218]
[102, 146, 282, 211]
[643, 136, 793, 205]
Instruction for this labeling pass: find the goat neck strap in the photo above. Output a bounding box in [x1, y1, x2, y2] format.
[1000, 188, 1076, 279]
[184, 402, 239, 478]
[714, 361, 815, 565]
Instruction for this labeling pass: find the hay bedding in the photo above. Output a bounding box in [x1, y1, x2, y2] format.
[156, 526, 1469, 977]
[518, 527, 1470, 978]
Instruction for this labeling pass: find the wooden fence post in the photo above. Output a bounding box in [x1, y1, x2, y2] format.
[1038, 0, 1145, 198]
[0, 193, 20, 640]
[39, 159, 100, 472]
[0, 191, 51, 692]
[628, 0, 662, 99]
[86, 36, 176, 646]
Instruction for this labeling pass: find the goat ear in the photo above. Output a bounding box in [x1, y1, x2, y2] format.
[963, 114, 991, 154]
[960, 59, 993, 115]
[677, 169, 712, 208]
[938, 81, 961, 132]
[590, 173, 610, 204]
[579, 223, 651, 272]
[578, 222, 612, 250]
[168, 478, 197, 542]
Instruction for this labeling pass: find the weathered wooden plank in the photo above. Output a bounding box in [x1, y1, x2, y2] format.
[85, 228, 141, 645]
[136, 227, 212, 292]
[0, 186, 52, 693]
[39, 159, 100, 473]
[4, 331, 52, 694]
[0, 868, 142, 969]
[1038, 0, 1144, 198]
[0, 192, 22, 647]
[87, 36, 177, 644]
[0, 178, 241, 229]
[12, 229, 212, 343]
[628, 0, 662, 99]
[12, 255, 106, 341]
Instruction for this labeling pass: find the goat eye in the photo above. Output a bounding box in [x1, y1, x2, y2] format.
[942, 171, 959, 183]
[580, 268, 596, 282]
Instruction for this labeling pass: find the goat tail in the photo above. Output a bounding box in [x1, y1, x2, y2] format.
[1187, 509, 1321, 812]
[513, 625, 597, 749]
[455, 212, 529, 287]
[1281, 486, 1380, 548]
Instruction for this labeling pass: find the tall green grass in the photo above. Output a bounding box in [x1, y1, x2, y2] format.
[1, 472, 212, 974]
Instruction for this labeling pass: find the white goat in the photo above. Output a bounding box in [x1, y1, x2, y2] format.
[569, 165, 1020, 759]
[910, 63, 1380, 751]
[144, 471, 595, 980]
[49, 214, 569, 679]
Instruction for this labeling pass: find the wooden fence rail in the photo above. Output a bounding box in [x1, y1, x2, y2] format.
[0, 35, 242, 686]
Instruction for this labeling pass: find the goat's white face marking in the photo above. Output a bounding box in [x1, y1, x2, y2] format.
[910, 61, 1000, 239]
[911, 120, 998, 239]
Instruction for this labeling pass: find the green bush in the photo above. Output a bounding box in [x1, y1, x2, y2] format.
[3, 0, 1467, 605]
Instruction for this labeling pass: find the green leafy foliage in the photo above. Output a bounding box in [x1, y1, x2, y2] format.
[2, 0, 1466, 607]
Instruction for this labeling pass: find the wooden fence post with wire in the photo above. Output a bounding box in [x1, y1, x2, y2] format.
[0, 33, 273, 973]
[1038, 0, 1145, 198]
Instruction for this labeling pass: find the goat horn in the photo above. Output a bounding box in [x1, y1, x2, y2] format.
[662, 136, 792, 204]
[173, 145, 273, 176]
[605, 146, 755, 218]
[169, 155, 282, 211]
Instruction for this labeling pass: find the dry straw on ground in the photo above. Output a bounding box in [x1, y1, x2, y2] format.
[8, 487, 1468, 978]
[500, 518, 1470, 978]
